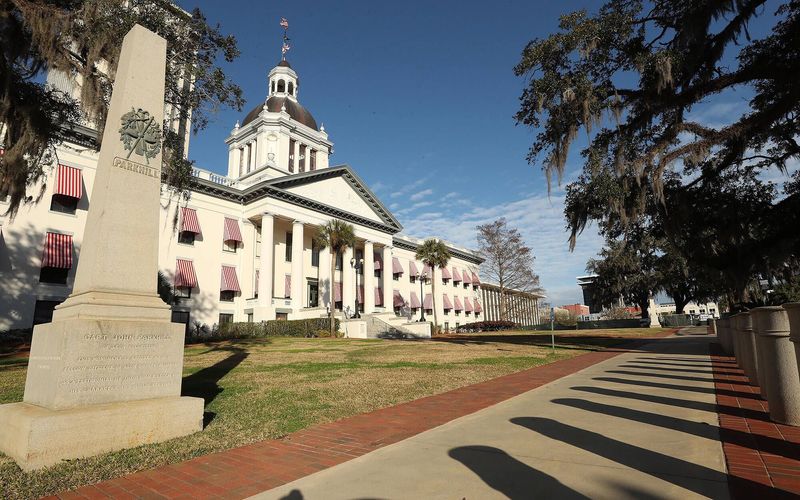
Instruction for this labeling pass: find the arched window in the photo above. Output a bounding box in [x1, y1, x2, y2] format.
[271, 80, 275, 93]
[288, 82, 294, 95]
[277, 79, 285, 93]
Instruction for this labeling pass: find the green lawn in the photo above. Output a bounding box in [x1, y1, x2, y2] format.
[0, 328, 671, 499]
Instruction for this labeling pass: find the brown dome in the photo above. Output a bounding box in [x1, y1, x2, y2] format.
[241, 96, 318, 130]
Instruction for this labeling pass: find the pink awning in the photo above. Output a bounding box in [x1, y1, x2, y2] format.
[471, 272, 480, 285]
[474, 299, 483, 313]
[334, 281, 342, 302]
[284, 275, 291, 298]
[223, 217, 243, 242]
[374, 253, 382, 270]
[54, 164, 82, 200]
[392, 257, 403, 274]
[255, 270, 259, 293]
[393, 290, 405, 307]
[42, 232, 73, 269]
[221, 265, 241, 292]
[452, 268, 462, 282]
[409, 261, 420, 277]
[422, 264, 432, 276]
[440, 267, 452, 280]
[442, 294, 453, 310]
[375, 287, 383, 306]
[174, 259, 197, 288]
[410, 291, 421, 309]
[180, 208, 202, 234]
[453, 296, 463, 311]
[423, 293, 433, 310]
[464, 297, 474, 313]
[462, 270, 472, 285]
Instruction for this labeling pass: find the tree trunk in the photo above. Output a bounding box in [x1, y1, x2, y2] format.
[330, 250, 336, 338]
[432, 274, 438, 334]
[673, 295, 689, 315]
[639, 299, 650, 319]
[500, 289, 507, 321]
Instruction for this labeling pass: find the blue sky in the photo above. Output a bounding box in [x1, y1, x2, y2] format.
[174, 1, 794, 306]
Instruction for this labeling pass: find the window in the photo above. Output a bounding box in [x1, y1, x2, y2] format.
[444, 322, 450, 332]
[335, 252, 343, 270]
[50, 195, 78, 215]
[455, 322, 460, 329]
[394, 273, 399, 281]
[311, 241, 320, 267]
[255, 229, 261, 257]
[220, 290, 235, 302]
[299, 144, 306, 172]
[175, 286, 192, 299]
[285, 232, 292, 261]
[40, 267, 68, 284]
[33, 300, 62, 326]
[288, 81, 294, 95]
[277, 79, 285, 93]
[178, 231, 195, 245]
[374, 269, 381, 279]
[310, 150, 317, 171]
[271, 80, 275, 93]
[247, 313, 254, 323]
[410, 275, 416, 283]
[219, 313, 234, 324]
[308, 279, 319, 308]
[223, 240, 238, 253]
[288, 138, 296, 172]
[464, 282, 469, 289]
[276, 312, 288, 320]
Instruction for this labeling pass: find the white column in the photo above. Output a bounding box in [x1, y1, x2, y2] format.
[319, 246, 331, 307]
[433, 266, 444, 328]
[258, 213, 274, 306]
[291, 220, 304, 311]
[363, 241, 375, 314]
[382, 246, 393, 312]
[342, 246, 354, 315]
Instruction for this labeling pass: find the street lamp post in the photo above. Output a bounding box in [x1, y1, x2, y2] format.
[350, 257, 363, 318]
[419, 271, 427, 322]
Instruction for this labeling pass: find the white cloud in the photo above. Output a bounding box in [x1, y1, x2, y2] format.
[389, 176, 432, 198]
[410, 188, 433, 201]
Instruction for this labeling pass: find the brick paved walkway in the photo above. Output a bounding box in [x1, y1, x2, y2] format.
[709, 344, 800, 498]
[49, 333, 673, 499]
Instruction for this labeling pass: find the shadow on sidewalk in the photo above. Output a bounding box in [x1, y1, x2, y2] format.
[621, 362, 740, 375]
[448, 445, 589, 499]
[605, 369, 715, 383]
[592, 376, 763, 400]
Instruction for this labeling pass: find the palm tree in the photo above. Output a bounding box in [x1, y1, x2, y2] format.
[314, 219, 356, 337]
[415, 238, 451, 333]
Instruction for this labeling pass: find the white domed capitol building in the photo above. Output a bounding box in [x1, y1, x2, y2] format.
[0, 57, 541, 336]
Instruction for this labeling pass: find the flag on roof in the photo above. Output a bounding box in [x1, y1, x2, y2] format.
[282, 42, 291, 55]
[280, 17, 289, 29]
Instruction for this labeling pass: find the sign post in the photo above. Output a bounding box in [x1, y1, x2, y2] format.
[550, 307, 555, 352]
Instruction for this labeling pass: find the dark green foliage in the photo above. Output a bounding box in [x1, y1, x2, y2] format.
[455, 321, 517, 333]
[217, 318, 341, 340]
[156, 271, 174, 305]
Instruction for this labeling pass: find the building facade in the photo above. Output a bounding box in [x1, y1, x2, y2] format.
[0, 59, 509, 333]
[479, 283, 541, 326]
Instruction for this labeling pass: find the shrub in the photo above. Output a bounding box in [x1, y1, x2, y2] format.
[215, 318, 340, 340]
[455, 320, 517, 333]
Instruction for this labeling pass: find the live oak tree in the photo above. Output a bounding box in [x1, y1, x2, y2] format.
[0, 0, 244, 217]
[476, 218, 541, 321]
[516, 0, 800, 305]
[415, 238, 451, 332]
[314, 219, 356, 337]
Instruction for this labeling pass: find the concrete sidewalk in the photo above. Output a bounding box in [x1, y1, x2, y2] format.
[254, 331, 731, 499]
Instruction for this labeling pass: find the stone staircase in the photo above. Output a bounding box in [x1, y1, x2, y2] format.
[364, 313, 424, 339]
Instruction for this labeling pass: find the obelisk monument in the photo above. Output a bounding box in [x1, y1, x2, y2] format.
[0, 25, 203, 471]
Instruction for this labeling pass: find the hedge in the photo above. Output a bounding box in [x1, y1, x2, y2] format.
[455, 321, 517, 333]
[216, 318, 340, 339]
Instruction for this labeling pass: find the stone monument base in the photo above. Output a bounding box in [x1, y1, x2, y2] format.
[0, 396, 203, 471]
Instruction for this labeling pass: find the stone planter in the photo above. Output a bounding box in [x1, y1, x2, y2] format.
[750, 306, 800, 426]
[784, 302, 800, 389]
[735, 313, 760, 388]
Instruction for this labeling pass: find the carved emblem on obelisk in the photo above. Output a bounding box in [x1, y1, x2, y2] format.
[119, 108, 162, 164]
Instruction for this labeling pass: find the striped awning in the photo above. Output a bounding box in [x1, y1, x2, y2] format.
[223, 218, 243, 242]
[464, 297, 474, 313]
[41, 232, 73, 269]
[442, 294, 453, 310]
[423, 293, 433, 310]
[375, 287, 383, 306]
[422, 264, 432, 277]
[409, 261, 420, 277]
[392, 257, 403, 274]
[374, 253, 382, 270]
[462, 270, 472, 285]
[181, 208, 202, 234]
[410, 291, 421, 309]
[441, 267, 452, 280]
[174, 259, 197, 288]
[334, 281, 342, 302]
[393, 290, 405, 307]
[453, 296, 463, 311]
[474, 299, 483, 313]
[54, 164, 82, 200]
[220, 265, 241, 292]
[452, 268, 462, 282]
[471, 272, 480, 285]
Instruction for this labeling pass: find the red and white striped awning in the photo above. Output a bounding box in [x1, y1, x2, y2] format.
[441, 267, 452, 280]
[462, 270, 472, 285]
[410, 291, 421, 309]
[471, 272, 480, 285]
[393, 290, 405, 307]
[452, 268, 462, 282]
[41, 232, 73, 269]
[53, 164, 82, 200]
[392, 257, 403, 275]
[174, 259, 197, 288]
[474, 299, 483, 313]
[375, 287, 383, 306]
[423, 293, 433, 310]
[220, 265, 241, 292]
[442, 294, 453, 310]
[334, 281, 342, 302]
[374, 253, 382, 270]
[181, 208, 202, 234]
[464, 297, 474, 313]
[409, 261, 420, 277]
[223, 218, 242, 242]
[453, 296, 463, 311]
